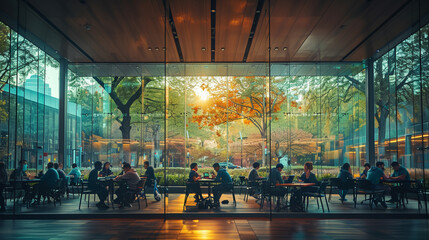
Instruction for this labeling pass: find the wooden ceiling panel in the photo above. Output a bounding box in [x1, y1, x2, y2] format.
[215, 0, 258, 62]
[347, 0, 429, 61]
[297, 0, 409, 61]
[245, 0, 269, 62]
[271, 0, 333, 62]
[27, 0, 179, 62]
[1, 0, 427, 63]
[169, 0, 210, 62]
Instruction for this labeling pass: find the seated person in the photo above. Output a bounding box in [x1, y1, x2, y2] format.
[68, 163, 81, 185]
[248, 162, 262, 196]
[36, 162, 60, 203]
[114, 163, 140, 207]
[88, 161, 109, 209]
[337, 163, 353, 201]
[366, 161, 389, 208]
[360, 163, 371, 179]
[142, 161, 160, 201]
[54, 162, 68, 195]
[387, 161, 410, 203]
[212, 163, 233, 207]
[268, 163, 287, 201]
[118, 162, 127, 176]
[9, 160, 29, 180]
[248, 162, 261, 182]
[299, 162, 319, 193]
[54, 163, 67, 179]
[99, 162, 114, 177]
[187, 162, 203, 202]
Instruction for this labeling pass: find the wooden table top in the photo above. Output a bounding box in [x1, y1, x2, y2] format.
[276, 182, 316, 187]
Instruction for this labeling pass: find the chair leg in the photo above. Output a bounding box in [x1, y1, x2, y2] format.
[183, 193, 188, 210]
[79, 192, 83, 210]
[232, 190, 236, 206]
[324, 195, 330, 212]
[306, 196, 309, 210]
[87, 194, 90, 208]
[320, 197, 325, 213]
[329, 186, 333, 201]
[137, 194, 140, 210]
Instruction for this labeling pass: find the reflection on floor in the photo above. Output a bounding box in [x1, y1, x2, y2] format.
[0, 219, 428, 239]
[2, 192, 426, 217]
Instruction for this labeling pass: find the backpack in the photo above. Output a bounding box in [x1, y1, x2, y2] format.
[289, 189, 305, 212]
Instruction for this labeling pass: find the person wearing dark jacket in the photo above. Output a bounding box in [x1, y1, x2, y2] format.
[187, 163, 203, 202]
[337, 163, 353, 201]
[99, 162, 114, 177]
[212, 163, 233, 207]
[142, 161, 160, 201]
[88, 161, 109, 209]
[299, 162, 319, 193]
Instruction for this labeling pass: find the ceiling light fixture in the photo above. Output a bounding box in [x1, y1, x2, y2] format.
[148, 47, 152, 51]
[202, 47, 206, 51]
[155, 47, 159, 51]
[283, 47, 287, 51]
[274, 47, 279, 51]
[221, 48, 225, 51]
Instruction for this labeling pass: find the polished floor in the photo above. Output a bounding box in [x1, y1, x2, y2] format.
[0, 219, 428, 239]
[1, 190, 427, 218]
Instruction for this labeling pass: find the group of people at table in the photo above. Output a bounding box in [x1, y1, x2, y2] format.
[0, 160, 161, 210]
[0, 158, 411, 212]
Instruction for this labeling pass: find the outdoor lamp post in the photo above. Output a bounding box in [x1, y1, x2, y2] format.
[239, 132, 248, 168]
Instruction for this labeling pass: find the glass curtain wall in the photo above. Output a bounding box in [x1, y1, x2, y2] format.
[374, 23, 429, 179]
[0, 21, 60, 173]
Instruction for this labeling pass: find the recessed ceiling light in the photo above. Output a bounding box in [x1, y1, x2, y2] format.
[283, 47, 287, 51]
[221, 48, 225, 51]
[148, 47, 152, 51]
[202, 47, 206, 51]
[162, 47, 166, 51]
[84, 24, 91, 31]
[211, 49, 215, 52]
[155, 47, 159, 51]
[211, 9, 216, 13]
[274, 47, 279, 51]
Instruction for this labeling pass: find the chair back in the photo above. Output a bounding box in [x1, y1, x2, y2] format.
[318, 180, 329, 193]
[137, 178, 146, 189]
[329, 178, 341, 187]
[239, 176, 246, 185]
[356, 179, 372, 190]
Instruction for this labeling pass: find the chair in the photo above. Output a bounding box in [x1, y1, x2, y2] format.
[78, 181, 98, 210]
[259, 181, 271, 210]
[128, 178, 147, 209]
[328, 178, 340, 201]
[183, 181, 199, 210]
[403, 179, 423, 210]
[302, 180, 330, 212]
[338, 179, 356, 204]
[68, 175, 82, 198]
[238, 176, 246, 194]
[243, 180, 259, 202]
[355, 179, 385, 209]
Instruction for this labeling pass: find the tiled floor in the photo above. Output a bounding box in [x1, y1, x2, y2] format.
[2, 192, 427, 217]
[0, 219, 428, 239]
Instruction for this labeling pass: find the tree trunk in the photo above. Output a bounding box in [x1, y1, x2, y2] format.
[120, 113, 132, 163]
[151, 124, 160, 167]
[377, 106, 389, 160]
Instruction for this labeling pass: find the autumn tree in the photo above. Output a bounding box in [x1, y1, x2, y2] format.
[191, 76, 286, 166]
